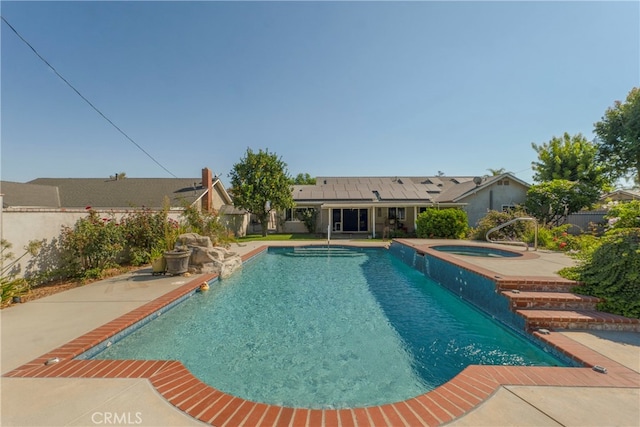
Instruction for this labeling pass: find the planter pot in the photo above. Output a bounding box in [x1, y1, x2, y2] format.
[164, 250, 192, 275]
[151, 257, 167, 275]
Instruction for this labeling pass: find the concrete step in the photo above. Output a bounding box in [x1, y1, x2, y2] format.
[516, 309, 640, 332]
[501, 290, 600, 311]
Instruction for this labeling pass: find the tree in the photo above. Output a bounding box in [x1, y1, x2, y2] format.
[229, 148, 294, 236]
[594, 87, 640, 186]
[524, 180, 601, 227]
[531, 132, 611, 191]
[487, 168, 507, 176]
[291, 173, 316, 185]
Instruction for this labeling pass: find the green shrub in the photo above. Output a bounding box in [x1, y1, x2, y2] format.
[566, 228, 640, 318]
[1, 239, 39, 303]
[524, 224, 600, 253]
[120, 209, 167, 265]
[59, 209, 125, 278]
[471, 209, 531, 241]
[180, 205, 234, 246]
[605, 200, 640, 229]
[389, 229, 409, 239]
[298, 208, 319, 234]
[528, 226, 553, 248]
[416, 208, 468, 239]
[0, 276, 28, 304]
[540, 225, 575, 251]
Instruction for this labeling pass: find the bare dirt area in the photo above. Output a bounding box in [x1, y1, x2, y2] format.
[1, 266, 140, 309]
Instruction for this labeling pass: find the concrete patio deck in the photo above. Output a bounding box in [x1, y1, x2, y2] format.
[1, 240, 638, 426]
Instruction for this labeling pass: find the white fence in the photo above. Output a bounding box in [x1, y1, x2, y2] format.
[1, 208, 182, 279]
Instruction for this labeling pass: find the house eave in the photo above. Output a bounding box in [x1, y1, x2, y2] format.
[319, 202, 466, 209]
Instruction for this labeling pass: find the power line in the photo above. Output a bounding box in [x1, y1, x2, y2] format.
[1, 16, 178, 178]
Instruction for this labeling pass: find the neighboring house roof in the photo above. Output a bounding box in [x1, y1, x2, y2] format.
[219, 204, 246, 215]
[601, 189, 640, 201]
[293, 173, 528, 205]
[445, 173, 530, 203]
[1, 181, 61, 208]
[26, 177, 214, 209]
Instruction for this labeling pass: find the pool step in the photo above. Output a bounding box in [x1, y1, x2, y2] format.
[516, 308, 640, 332]
[501, 291, 600, 311]
[283, 247, 366, 257]
[498, 279, 639, 331]
[498, 279, 576, 293]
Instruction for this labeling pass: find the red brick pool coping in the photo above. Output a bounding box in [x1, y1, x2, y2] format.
[5, 245, 639, 427]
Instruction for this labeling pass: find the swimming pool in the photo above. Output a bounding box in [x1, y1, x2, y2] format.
[432, 244, 523, 258]
[91, 246, 563, 409]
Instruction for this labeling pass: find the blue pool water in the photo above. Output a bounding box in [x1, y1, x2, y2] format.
[432, 245, 522, 258]
[93, 246, 563, 408]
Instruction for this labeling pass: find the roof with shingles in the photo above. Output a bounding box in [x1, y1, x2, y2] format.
[297, 177, 436, 203]
[219, 204, 246, 215]
[293, 174, 529, 205]
[601, 189, 640, 201]
[1, 181, 61, 208]
[436, 174, 529, 202]
[27, 178, 207, 209]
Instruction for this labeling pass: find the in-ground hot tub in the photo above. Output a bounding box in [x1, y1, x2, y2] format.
[431, 245, 523, 258]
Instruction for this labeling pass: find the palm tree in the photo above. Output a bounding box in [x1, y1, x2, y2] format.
[487, 168, 507, 176]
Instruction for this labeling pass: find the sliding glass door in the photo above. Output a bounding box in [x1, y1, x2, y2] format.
[332, 208, 368, 232]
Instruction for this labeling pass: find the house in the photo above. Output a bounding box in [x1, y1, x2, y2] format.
[281, 173, 529, 237]
[0, 168, 244, 278]
[27, 168, 232, 212]
[1, 181, 62, 208]
[601, 189, 640, 203]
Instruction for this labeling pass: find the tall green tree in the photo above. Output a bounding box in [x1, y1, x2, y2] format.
[524, 180, 601, 227]
[531, 132, 611, 191]
[594, 87, 640, 186]
[290, 173, 316, 185]
[229, 148, 294, 236]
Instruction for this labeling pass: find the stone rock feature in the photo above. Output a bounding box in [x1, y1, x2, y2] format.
[177, 233, 242, 278]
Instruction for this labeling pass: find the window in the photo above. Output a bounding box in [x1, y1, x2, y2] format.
[285, 207, 314, 221]
[285, 208, 295, 221]
[388, 207, 406, 220]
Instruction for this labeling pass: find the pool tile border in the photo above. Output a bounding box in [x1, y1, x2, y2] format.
[4, 244, 639, 426]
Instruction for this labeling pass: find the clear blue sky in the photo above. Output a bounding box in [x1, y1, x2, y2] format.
[2, 1, 638, 187]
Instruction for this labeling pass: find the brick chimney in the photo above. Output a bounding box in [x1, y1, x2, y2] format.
[202, 168, 213, 212]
